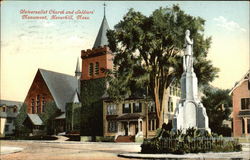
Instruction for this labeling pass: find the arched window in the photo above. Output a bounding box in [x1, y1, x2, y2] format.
[42, 96, 45, 112]
[95, 62, 99, 75]
[31, 99, 35, 113]
[89, 63, 93, 76]
[36, 95, 40, 113]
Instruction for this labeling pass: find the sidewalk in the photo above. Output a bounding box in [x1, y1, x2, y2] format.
[0, 146, 23, 155]
[118, 151, 250, 159]
[118, 142, 250, 159]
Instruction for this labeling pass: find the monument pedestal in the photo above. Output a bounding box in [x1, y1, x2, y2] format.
[173, 71, 210, 133]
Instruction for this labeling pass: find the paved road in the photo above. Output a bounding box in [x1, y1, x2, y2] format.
[0, 140, 141, 160]
[1, 140, 249, 160]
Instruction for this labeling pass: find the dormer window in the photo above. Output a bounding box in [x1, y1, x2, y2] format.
[89, 63, 93, 76]
[95, 62, 99, 75]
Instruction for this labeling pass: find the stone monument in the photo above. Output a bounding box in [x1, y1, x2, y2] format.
[173, 30, 211, 133]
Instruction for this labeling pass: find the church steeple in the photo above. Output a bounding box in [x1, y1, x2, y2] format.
[80, 3, 113, 81]
[93, 3, 110, 48]
[75, 57, 81, 79]
[104, 2, 106, 17]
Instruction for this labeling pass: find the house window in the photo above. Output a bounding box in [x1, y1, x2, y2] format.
[133, 103, 142, 113]
[148, 102, 155, 113]
[140, 121, 142, 131]
[241, 98, 250, 110]
[2, 107, 6, 112]
[42, 96, 45, 112]
[89, 63, 93, 76]
[170, 87, 173, 95]
[148, 119, 156, 131]
[31, 99, 35, 113]
[242, 119, 245, 134]
[168, 98, 174, 112]
[248, 80, 250, 90]
[122, 103, 131, 113]
[108, 121, 117, 132]
[107, 104, 116, 115]
[178, 89, 181, 97]
[247, 119, 250, 134]
[95, 62, 99, 75]
[7, 117, 12, 123]
[5, 125, 9, 132]
[37, 95, 40, 113]
[13, 107, 17, 113]
[171, 102, 173, 112]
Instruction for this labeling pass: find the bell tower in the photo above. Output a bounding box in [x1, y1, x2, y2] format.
[80, 3, 113, 139]
[81, 3, 113, 80]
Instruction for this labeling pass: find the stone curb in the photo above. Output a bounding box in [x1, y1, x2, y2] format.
[118, 152, 250, 159]
[0, 146, 23, 155]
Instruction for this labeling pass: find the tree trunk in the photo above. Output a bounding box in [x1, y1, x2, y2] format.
[154, 81, 168, 129]
[154, 83, 161, 129]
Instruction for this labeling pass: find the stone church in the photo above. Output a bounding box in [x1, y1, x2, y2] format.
[23, 63, 81, 135]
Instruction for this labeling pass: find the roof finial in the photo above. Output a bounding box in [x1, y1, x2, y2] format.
[103, 2, 106, 17]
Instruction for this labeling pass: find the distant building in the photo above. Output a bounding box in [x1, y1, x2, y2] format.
[103, 85, 180, 142]
[23, 62, 81, 135]
[230, 70, 250, 137]
[0, 100, 22, 137]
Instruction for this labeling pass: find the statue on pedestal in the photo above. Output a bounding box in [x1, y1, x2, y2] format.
[183, 30, 193, 72]
[173, 29, 210, 133]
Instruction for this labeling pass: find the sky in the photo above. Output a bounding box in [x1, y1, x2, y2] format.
[1, 1, 249, 102]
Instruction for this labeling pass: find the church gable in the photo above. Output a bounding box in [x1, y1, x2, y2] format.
[24, 70, 54, 114]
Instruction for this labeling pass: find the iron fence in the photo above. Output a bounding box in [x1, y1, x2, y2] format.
[144, 137, 238, 151]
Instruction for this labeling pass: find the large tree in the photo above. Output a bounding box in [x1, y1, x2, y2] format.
[201, 86, 232, 136]
[107, 5, 219, 128]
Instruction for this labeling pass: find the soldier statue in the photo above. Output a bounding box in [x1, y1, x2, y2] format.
[183, 30, 193, 72]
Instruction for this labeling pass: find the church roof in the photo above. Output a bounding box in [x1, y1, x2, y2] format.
[70, 90, 80, 103]
[55, 113, 66, 119]
[27, 114, 43, 126]
[93, 16, 110, 48]
[39, 69, 78, 112]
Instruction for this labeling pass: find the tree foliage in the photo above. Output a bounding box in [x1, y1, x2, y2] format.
[80, 78, 106, 136]
[14, 103, 28, 136]
[39, 102, 60, 135]
[201, 86, 232, 136]
[107, 5, 219, 127]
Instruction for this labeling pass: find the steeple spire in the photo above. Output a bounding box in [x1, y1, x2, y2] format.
[93, 3, 110, 48]
[75, 57, 81, 78]
[103, 2, 106, 17]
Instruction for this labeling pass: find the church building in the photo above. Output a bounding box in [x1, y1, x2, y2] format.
[23, 61, 81, 135]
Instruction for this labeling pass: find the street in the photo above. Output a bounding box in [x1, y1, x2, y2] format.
[0, 140, 141, 160]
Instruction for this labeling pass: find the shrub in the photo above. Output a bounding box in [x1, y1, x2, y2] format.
[95, 136, 115, 142]
[141, 127, 242, 154]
